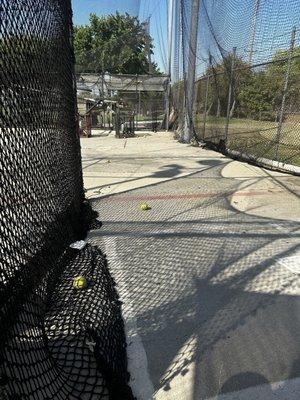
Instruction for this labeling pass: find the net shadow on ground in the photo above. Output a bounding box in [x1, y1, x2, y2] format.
[87, 158, 300, 399]
[82, 155, 230, 197]
[83, 155, 287, 200]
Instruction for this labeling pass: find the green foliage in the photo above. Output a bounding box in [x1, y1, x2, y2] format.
[201, 47, 300, 122]
[74, 13, 159, 74]
[204, 55, 252, 117]
[266, 47, 300, 113]
[238, 72, 274, 120]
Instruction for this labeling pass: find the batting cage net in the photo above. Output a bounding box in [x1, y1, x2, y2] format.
[0, 1, 132, 399]
[172, 0, 300, 170]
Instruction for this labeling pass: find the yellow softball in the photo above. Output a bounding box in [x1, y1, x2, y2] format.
[73, 276, 87, 290]
[140, 202, 150, 211]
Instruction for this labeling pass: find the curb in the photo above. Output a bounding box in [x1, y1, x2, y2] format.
[226, 149, 300, 176]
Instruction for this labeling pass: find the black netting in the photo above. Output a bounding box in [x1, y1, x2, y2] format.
[1, 246, 131, 400]
[0, 1, 132, 399]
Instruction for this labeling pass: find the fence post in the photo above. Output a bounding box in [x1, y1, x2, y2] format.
[203, 74, 210, 140]
[225, 47, 236, 143]
[274, 27, 296, 160]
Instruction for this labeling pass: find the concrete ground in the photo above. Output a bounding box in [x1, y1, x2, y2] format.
[81, 130, 300, 400]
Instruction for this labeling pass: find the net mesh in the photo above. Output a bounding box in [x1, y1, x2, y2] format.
[172, 0, 300, 168]
[0, 1, 132, 398]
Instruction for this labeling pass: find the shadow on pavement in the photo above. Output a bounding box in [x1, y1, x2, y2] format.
[87, 151, 300, 399]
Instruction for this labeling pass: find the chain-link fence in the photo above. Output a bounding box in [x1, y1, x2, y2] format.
[172, 0, 300, 169]
[0, 1, 132, 398]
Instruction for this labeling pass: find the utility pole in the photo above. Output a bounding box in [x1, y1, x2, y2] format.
[249, 0, 260, 64]
[166, 0, 175, 131]
[182, 0, 200, 142]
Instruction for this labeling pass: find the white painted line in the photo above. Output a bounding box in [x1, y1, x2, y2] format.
[207, 377, 300, 400]
[103, 237, 155, 400]
[155, 335, 197, 400]
[124, 315, 155, 400]
[269, 223, 300, 274]
[276, 252, 300, 274]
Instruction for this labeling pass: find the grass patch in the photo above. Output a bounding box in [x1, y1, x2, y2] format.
[194, 114, 300, 166]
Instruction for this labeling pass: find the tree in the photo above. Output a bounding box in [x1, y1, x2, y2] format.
[238, 71, 274, 120]
[203, 54, 252, 118]
[239, 47, 300, 121]
[265, 47, 300, 115]
[74, 13, 159, 74]
[200, 47, 300, 122]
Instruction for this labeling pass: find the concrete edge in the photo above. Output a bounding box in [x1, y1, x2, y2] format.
[206, 377, 300, 400]
[226, 149, 300, 176]
[195, 137, 300, 176]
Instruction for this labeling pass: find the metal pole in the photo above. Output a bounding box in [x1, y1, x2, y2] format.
[101, 73, 104, 98]
[145, 17, 154, 74]
[166, 0, 175, 131]
[138, 89, 141, 117]
[144, 17, 154, 130]
[135, 74, 138, 126]
[275, 27, 296, 160]
[101, 53, 105, 99]
[165, 79, 171, 130]
[225, 47, 236, 142]
[183, 0, 201, 142]
[203, 74, 210, 140]
[115, 105, 120, 138]
[249, 0, 260, 64]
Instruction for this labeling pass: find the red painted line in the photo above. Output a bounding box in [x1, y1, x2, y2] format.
[101, 189, 283, 202]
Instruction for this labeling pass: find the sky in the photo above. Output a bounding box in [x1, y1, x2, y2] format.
[71, 0, 300, 78]
[71, 0, 168, 72]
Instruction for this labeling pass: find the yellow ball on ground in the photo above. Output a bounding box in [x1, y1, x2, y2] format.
[73, 276, 87, 290]
[140, 202, 150, 211]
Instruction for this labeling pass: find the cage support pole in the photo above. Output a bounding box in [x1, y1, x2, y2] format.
[248, 0, 260, 64]
[203, 74, 210, 140]
[275, 27, 296, 160]
[225, 47, 236, 142]
[166, 0, 175, 131]
[182, 0, 200, 142]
